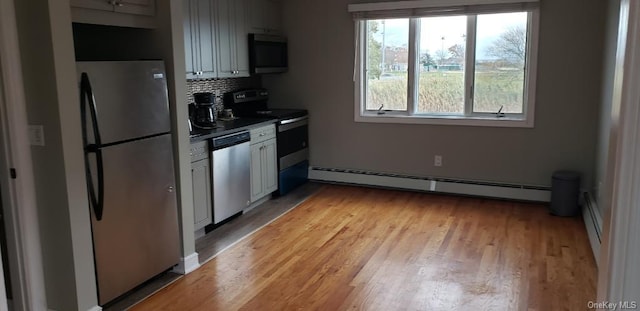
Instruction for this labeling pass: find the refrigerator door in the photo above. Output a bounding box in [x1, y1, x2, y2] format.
[90, 134, 180, 305]
[76, 61, 171, 145]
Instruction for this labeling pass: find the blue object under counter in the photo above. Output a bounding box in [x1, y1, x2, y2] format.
[277, 160, 309, 196]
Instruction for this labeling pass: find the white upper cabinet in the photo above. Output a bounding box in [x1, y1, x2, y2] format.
[184, 0, 217, 79]
[70, 0, 156, 28]
[71, 0, 155, 16]
[216, 0, 250, 78]
[184, 0, 250, 79]
[246, 0, 282, 34]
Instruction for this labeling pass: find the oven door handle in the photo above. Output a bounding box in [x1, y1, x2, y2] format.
[279, 116, 308, 125]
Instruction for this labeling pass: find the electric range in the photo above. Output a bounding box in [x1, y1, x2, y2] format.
[224, 89, 308, 196]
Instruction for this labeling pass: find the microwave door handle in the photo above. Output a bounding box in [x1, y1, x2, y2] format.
[80, 73, 105, 221]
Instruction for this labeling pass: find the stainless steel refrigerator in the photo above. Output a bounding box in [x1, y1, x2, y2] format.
[77, 61, 180, 306]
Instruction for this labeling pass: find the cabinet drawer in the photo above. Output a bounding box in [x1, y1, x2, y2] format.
[250, 123, 276, 144]
[190, 140, 209, 162]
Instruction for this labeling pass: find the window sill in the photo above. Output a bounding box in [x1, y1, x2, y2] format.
[355, 113, 534, 128]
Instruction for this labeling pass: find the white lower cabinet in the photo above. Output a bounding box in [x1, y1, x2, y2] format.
[191, 141, 212, 230]
[250, 124, 278, 202]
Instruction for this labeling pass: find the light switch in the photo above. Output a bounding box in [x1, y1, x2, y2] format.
[28, 125, 45, 146]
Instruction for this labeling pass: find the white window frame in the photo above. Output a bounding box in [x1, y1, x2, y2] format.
[353, 8, 539, 128]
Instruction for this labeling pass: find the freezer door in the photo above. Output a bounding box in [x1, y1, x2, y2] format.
[76, 61, 171, 145]
[90, 134, 180, 305]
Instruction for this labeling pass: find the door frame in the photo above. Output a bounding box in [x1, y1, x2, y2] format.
[0, 0, 47, 309]
[598, 0, 640, 304]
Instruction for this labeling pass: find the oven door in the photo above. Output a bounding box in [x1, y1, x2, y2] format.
[277, 116, 308, 170]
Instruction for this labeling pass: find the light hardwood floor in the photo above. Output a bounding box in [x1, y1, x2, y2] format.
[132, 184, 597, 311]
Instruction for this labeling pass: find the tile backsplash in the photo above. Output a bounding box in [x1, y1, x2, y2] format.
[186, 76, 261, 114]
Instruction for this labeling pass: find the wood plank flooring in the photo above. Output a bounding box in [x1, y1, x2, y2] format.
[131, 184, 597, 311]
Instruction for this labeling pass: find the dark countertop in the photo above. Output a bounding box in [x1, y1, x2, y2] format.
[189, 118, 276, 143]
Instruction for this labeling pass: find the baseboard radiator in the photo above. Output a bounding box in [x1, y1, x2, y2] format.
[309, 167, 551, 202]
[582, 192, 602, 266]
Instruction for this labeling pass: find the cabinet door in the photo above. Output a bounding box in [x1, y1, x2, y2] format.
[246, 0, 281, 34]
[115, 0, 155, 16]
[250, 143, 264, 202]
[215, 0, 235, 78]
[184, 0, 217, 79]
[192, 159, 212, 230]
[196, 0, 216, 77]
[216, 0, 249, 78]
[262, 138, 278, 194]
[184, 0, 197, 77]
[246, 0, 266, 33]
[264, 0, 281, 33]
[233, 0, 250, 76]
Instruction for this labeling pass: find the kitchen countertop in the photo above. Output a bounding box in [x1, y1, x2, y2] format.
[189, 117, 276, 142]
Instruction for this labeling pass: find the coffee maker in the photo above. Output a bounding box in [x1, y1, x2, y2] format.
[191, 92, 217, 129]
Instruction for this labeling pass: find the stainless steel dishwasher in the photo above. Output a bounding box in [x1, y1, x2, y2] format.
[211, 131, 251, 224]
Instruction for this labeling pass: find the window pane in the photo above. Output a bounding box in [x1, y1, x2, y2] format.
[474, 12, 527, 114]
[417, 16, 467, 114]
[365, 19, 409, 111]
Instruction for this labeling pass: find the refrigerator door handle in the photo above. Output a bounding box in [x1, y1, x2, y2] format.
[80, 72, 105, 221]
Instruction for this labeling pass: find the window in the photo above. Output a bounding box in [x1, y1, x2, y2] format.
[351, 1, 539, 127]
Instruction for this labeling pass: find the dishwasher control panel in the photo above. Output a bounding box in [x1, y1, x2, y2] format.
[212, 131, 250, 150]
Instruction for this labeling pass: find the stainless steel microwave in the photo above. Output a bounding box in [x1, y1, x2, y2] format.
[249, 34, 288, 74]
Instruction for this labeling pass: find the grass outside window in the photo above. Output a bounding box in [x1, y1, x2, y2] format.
[356, 10, 539, 127]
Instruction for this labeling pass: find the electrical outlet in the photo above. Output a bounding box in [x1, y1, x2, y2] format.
[28, 125, 45, 146]
[434, 155, 442, 167]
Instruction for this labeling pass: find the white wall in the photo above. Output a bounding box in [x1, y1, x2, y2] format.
[594, 0, 621, 218]
[13, 0, 192, 309]
[13, 0, 97, 309]
[264, 0, 607, 189]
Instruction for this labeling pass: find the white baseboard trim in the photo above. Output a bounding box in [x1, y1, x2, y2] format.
[583, 192, 602, 266]
[309, 167, 551, 202]
[172, 252, 200, 275]
[86, 306, 102, 311]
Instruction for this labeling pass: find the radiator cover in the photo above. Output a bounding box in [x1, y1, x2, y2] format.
[309, 166, 551, 202]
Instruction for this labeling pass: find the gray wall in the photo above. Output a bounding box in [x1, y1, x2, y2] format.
[594, 0, 621, 217]
[264, 0, 607, 188]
